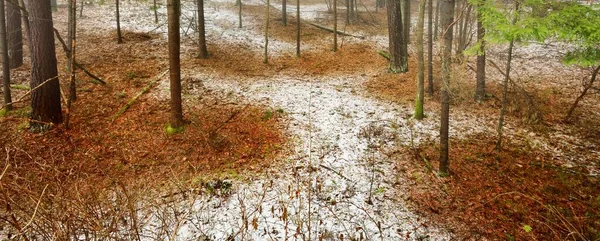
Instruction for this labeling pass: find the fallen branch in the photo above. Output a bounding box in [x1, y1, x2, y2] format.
[53, 28, 107, 85]
[111, 70, 169, 122]
[0, 76, 59, 110]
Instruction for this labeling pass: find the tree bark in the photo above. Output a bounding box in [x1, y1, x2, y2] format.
[427, 0, 433, 95]
[433, 0, 439, 40]
[153, 0, 158, 23]
[6, 1, 22, 69]
[51, 0, 57, 11]
[386, 0, 407, 73]
[116, 0, 122, 43]
[65, 0, 77, 129]
[296, 0, 300, 57]
[282, 0, 287, 26]
[18, 0, 30, 48]
[496, 2, 519, 151]
[264, 0, 270, 63]
[196, 0, 208, 58]
[346, 0, 350, 25]
[168, 0, 183, 128]
[438, 0, 455, 176]
[28, 0, 62, 128]
[414, 0, 425, 119]
[1, 0, 11, 111]
[402, 0, 410, 44]
[333, 0, 337, 52]
[474, 8, 485, 101]
[238, 0, 242, 28]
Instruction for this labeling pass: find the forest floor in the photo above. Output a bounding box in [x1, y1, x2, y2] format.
[0, 0, 599, 240]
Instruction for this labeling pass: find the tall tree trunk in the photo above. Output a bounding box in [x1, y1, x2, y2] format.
[282, 0, 287, 26]
[264, 0, 270, 63]
[153, 0, 158, 23]
[238, 0, 242, 28]
[79, 0, 84, 17]
[168, 0, 183, 128]
[564, 65, 600, 122]
[7, 1, 23, 69]
[65, 0, 77, 129]
[116, 0, 122, 43]
[438, 0, 455, 176]
[196, 0, 208, 58]
[18, 0, 30, 48]
[496, 2, 519, 151]
[386, 0, 407, 73]
[427, 0, 433, 95]
[346, 0, 350, 25]
[457, 3, 471, 59]
[402, 0, 410, 44]
[296, 0, 300, 57]
[333, 0, 337, 52]
[433, 0, 439, 40]
[474, 8, 485, 101]
[414, 0, 425, 119]
[28, 0, 62, 128]
[1, 0, 11, 111]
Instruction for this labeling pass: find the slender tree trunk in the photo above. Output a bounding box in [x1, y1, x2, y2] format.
[29, 0, 62, 128]
[387, 0, 407, 73]
[438, 0, 455, 176]
[564, 66, 600, 122]
[79, 0, 84, 17]
[264, 0, 270, 63]
[296, 0, 300, 57]
[66, 0, 77, 129]
[496, 2, 519, 151]
[153, 0, 158, 23]
[474, 8, 485, 101]
[196, 0, 208, 58]
[282, 0, 287, 26]
[414, 0, 426, 119]
[18, 0, 30, 47]
[68, 0, 77, 102]
[402, 0, 410, 44]
[116, 0, 122, 43]
[7, 1, 23, 69]
[239, 0, 242, 28]
[346, 0, 350, 25]
[168, 0, 183, 128]
[457, 3, 471, 59]
[1, 0, 11, 111]
[333, 0, 337, 52]
[427, 0, 433, 95]
[433, 0, 439, 40]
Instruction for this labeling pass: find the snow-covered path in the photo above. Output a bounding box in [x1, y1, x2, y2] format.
[160, 74, 451, 240]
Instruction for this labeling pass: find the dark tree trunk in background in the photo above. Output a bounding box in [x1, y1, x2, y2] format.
[28, 0, 62, 128]
[333, 0, 337, 51]
[116, 0, 122, 43]
[153, 0, 158, 23]
[474, 9, 486, 101]
[433, 0, 439, 40]
[402, 0, 410, 43]
[196, 0, 208, 58]
[438, 0, 455, 176]
[282, 0, 287, 26]
[296, 0, 300, 57]
[65, 0, 77, 129]
[264, 0, 270, 63]
[168, 0, 183, 128]
[387, 0, 407, 73]
[346, 0, 350, 25]
[18, 0, 30, 48]
[6, 1, 23, 69]
[427, 0, 433, 95]
[1, 0, 11, 111]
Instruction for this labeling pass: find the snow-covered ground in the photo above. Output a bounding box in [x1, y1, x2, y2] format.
[48, 0, 600, 239]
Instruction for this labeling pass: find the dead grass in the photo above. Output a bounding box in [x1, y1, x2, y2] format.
[400, 134, 600, 240]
